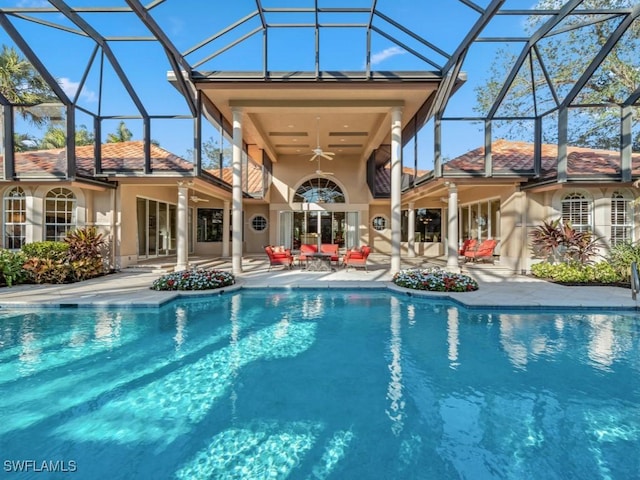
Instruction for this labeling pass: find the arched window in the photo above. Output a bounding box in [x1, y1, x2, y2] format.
[3, 187, 26, 249]
[45, 188, 76, 241]
[294, 177, 345, 203]
[611, 191, 632, 246]
[561, 192, 591, 233]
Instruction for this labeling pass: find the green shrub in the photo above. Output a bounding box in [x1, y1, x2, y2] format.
[0, 249, 27, 287]
[21, 241, 69, 261]
[531, 261, 622, 284]
[607, 241, 640, 282]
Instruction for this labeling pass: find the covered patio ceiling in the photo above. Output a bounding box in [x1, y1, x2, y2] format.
[190, 71, 445, 163]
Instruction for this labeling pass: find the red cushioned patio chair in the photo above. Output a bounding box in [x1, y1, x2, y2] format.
[342, 245, 371, 271]
[464, 239, 498, 263]
[264, 245, 294, 270]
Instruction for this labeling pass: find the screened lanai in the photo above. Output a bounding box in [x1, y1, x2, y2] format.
[0, 1, 639, 273]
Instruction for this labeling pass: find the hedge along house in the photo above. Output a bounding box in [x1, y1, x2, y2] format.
[0, 2, 639, 274]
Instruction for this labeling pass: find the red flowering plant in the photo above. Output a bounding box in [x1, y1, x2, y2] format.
[151, 268, 235, 291]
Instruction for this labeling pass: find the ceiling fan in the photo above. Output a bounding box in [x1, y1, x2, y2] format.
[310, 116, 334, 175]
[309, 116, 335, 163]
[314, 158, 334, 176]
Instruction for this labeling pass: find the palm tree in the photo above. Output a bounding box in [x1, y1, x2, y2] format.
[39, 126, 65, 149]
[39, 124, 94, 149]
[106, 121, 133, 143]
[0, 45, 57, 126]
[13, 132, 37, 152]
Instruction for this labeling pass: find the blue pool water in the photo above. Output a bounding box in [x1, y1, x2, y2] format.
[1, 290, 639, 479]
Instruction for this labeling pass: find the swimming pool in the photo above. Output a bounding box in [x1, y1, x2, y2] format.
[1, 290, 639, 479]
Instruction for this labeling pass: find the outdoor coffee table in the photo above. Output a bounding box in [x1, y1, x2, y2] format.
[305, 253, 333, 272]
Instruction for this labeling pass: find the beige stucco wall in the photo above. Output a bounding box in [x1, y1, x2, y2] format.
[267, 153, 375, 251]
[244, 203, 270, 253]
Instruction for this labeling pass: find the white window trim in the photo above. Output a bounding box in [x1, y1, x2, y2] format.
[250, 214, 268, 233]
[371, 215, 388, 231]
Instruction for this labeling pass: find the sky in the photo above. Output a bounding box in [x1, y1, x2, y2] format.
[0, 0, 543, 170]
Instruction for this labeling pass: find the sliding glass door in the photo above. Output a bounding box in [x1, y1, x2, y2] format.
[283, 210, 357, 249]
[137, 197, 180, 258]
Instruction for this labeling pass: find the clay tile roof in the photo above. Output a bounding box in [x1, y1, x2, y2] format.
[444, 138, 640, 178]
[374, 164, 429, 196]
[6, 140, 194, 176]
[77, 141, 194, 174]
[208, 163, 265, 195]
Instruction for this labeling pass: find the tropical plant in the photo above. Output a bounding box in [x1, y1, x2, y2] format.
[21, 240, 69, 261]
[106, 121, 133, 143]
[22, 257, 71, 284]
[64, 227, 107, 280]
[151, 268, 235, 291]
[531, 261, 621, 284]
[39, 124, 95, 149]
[64, 227, 106, 262]
[0, 249, 27, 287]
[530, 219, 564, 263]
[392, 267, 479, 292]
[13, 132, 38, 151]
[0, 45, 59, 126]
[530, 219, 601, 264]
[607, 241, 640, 282]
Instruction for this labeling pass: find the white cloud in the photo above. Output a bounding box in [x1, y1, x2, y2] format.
[369, 46, 406, 66]
[16, 0, 49, 7]
[58, 77, 97, 103]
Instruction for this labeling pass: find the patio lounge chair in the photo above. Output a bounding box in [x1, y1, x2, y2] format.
[342, 245, 371, 271]
[265, 245, 294, 270]
[459, 238, 477, 256]
[464, 239, 498, 263]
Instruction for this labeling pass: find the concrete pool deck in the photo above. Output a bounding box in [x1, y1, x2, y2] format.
[0, 254, 637, 310]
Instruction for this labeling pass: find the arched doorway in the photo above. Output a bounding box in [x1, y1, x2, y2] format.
[280, 177, 359, 250]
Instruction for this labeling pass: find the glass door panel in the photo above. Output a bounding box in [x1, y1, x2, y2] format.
[159, 202, 168, 254]
[320, 211, 332, 244]
[279, 211, 293, 249]
[345, 212, 358, 249]
[304, 212, 319, 247]
[293, 212, 305, 249]
[148, 200, 157, 256]
[169, 204, 177, 253]
[332, 212, 345, 247]
[137, 198, 147, 256]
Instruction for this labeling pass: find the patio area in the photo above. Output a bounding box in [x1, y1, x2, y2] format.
[0, 254, 637, 311]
